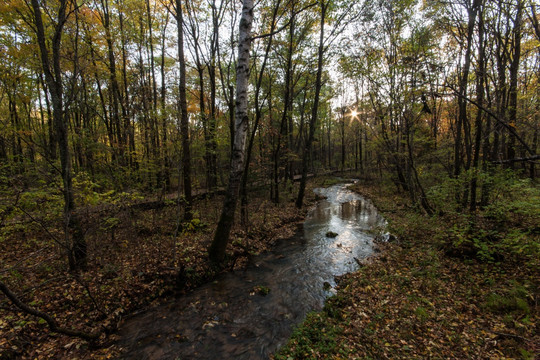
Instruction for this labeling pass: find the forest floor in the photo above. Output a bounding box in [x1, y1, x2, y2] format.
[0, 181, 320, 359]
[2, 176, 538, 359]
[275, 179, 539, 359]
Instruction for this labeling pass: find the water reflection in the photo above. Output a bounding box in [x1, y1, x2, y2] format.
[118, 182, 385, 360]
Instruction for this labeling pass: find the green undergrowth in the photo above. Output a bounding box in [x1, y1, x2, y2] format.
[275, 175, 539, 360]
[274, 311, 348, 359]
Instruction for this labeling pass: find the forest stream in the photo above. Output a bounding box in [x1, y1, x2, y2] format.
[118, 181, 386, 359]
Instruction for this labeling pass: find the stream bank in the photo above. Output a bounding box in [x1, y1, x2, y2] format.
[275, 180, 539, 360]
[116, 181, 385, 359]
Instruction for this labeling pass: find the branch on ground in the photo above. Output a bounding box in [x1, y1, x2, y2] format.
[0, 281, 100, 341]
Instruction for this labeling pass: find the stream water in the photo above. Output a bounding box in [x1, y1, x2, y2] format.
[118, 181, 386, 359]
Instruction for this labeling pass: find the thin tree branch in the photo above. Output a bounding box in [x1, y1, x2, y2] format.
[251, 2, 317, 40]
[443, 85, 535, 156]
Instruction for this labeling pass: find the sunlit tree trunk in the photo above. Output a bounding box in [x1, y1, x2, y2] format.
[118, 1, 135, 169]
[99, 0, 124, 165]
[240, 0, 280, 225]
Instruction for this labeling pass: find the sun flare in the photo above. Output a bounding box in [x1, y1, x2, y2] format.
[349, 109, 359, 119]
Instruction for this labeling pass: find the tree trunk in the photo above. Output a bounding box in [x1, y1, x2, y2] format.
[100, 0, 124, 164]
[38, 72, 56, 160]
[283, 9, 296, 181]
[160, 12, 171, 191]
[240, 0, 280, 225]
[209, 0, 254, 263]
[470, 1, 485, 212]
[454, 0, 479, 178]
[31, 0, 86, 271]
[507, 0, 523, 168]
[296, 0, 327, 208]
[341, 108, 345, 171]
[175, 0, 193, 221]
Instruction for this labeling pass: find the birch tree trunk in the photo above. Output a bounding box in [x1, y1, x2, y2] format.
[209, 0, 254, 263]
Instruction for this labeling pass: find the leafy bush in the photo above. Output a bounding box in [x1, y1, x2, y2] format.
[182, 216, 207, 233]
[427, 169, 539, 265]
[73, 171, 143, 206]
[484, 177, 540, 228]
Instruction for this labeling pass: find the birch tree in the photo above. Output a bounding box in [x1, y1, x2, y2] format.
[209, 0, 254, 263]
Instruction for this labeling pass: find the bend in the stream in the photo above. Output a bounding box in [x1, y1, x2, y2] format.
[118, 181, 386, 360]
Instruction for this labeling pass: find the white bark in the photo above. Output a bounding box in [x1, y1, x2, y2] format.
[209, 0, 254, 263]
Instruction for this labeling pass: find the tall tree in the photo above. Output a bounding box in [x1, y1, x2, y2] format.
[506, 0, 524, 167]
[240, 0, 281, 225]
[174, 0, 193, 221]
[209, 0, 254, 263]
[469, 0, 485, 212]
[296, 0, 328, 208]
[30, 0, 86, 270]
[454, 0, 480, 178]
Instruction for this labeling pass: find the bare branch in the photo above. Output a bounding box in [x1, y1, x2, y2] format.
[443, 85, 536, 156]
[251, 2, 317, 40]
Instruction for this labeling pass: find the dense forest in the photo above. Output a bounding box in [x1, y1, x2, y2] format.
[0, 0, 538, 358]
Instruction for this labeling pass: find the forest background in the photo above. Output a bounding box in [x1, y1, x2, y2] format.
[0, 0, 538, 358]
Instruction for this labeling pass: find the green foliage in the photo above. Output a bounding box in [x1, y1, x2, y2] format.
[182, 216, 207, 233]
[518, 348, 535, 360]
[73, 172, 102, 206]
[320, 177, 342, 187]
[274, 312, 347, 360]
[73, 172, 144, 206]
[323, 294, 349, 320]
[414, 306, 429, 322]
[0, 181, 63, 244]
[448, 220, 498, 262]
[102, 217, 120, 229]
[18, 186, 63, 216]
[426, 169, 539, 265]
[425, 175, 462, 214]
[484, 283, 531, 316]
[484, 176, 540, 227]
[499, 228, 540, 267]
